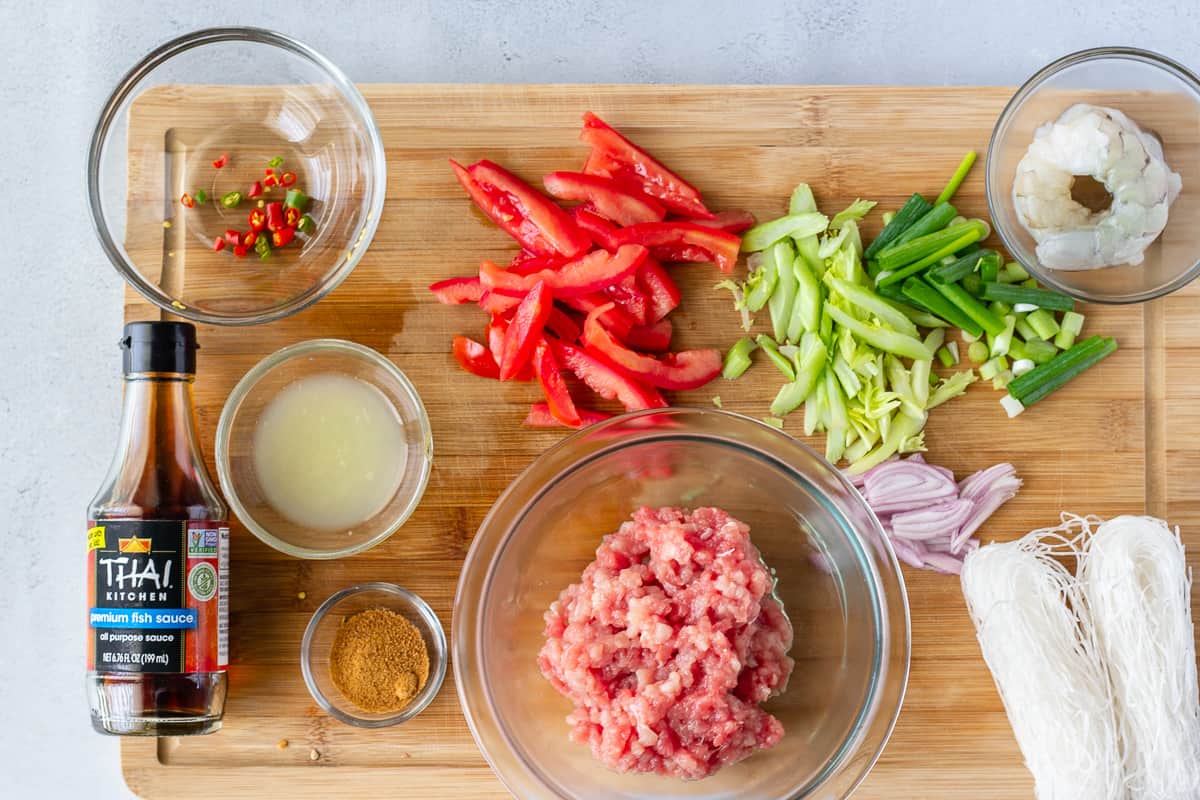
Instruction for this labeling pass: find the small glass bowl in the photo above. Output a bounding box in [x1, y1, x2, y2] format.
[986, 47, 1200, 304]
[215, 339, 432, 559]
[301, 583, 448, 727]
[88, 27, 386, 324]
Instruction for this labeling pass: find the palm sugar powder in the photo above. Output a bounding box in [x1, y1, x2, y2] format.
[329, 608, 430, 712]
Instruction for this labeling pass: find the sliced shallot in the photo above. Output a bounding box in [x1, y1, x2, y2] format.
[891, 498, 975, 541]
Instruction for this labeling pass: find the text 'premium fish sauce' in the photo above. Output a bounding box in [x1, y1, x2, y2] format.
[87, 322, 229, 735]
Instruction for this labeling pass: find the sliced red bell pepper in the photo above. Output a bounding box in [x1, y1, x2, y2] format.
[604, 274, 650, 326]
[636, 257, 680, 321]
[543, 171, 666, 226]
[579, 112, 713, 219]
[532, 338, 581, 426]
[560, 294, 637, 339]
[429, 276, 484, 305]
[623, 318, 673, 352]
[688, 209, 756, 233]
[478, 290, 522, 315]
[509, 250, 567, 276]
[450, 159, 590, 258]
[452, 335, 501, 379]
[479, 244, 647, 299]
[571, 207, 621, 252]
[612, 221, 740, 274]
[545, 307, 582, 342]
[523, 402, 612, 429]
[487, 314, 533, 381]
[499, 280, 553, 381]
[582, 303, 720, 390]
[550, 340, 667, 412]
[266, 201, 285, 232]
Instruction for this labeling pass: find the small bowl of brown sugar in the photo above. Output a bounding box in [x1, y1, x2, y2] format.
[301, 582, 447, 727]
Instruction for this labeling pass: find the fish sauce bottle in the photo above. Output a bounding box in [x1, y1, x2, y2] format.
[86, 322, 229, 735]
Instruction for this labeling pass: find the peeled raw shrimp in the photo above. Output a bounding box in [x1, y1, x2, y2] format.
[1013, 104, 1182, 270]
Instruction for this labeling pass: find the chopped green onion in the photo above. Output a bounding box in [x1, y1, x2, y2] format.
[1004, 261, 1030, 281]
[1026, 308, 1061, 341]
[865, 194, 933, 259]
[990, 315, 1017, 358]
[989, 300, 1012, 317]
[1023, 338, 1059, 364]
[936, 150, 977, 205]
[968, 340, 990, 363]
[981, 282, 1075, 311]
[1012, 358, 1036, 376]
[881, 211, 895, 226]
[928, 277, 1007, 336]
[741, 212, 828, 252]
[1007, 336, 1117, 406]
[890, 202, 958, 249]
[1021, 278, 1039, 288]
[936, 346, 955, 367]
[1055, 310, 1086, 349]
[722, 337, 757, 380]
[1007, 338, 1030, 361]
[1014, 313, 1039, 342]
[961, 272, 983, 296]
[876, 221, 989, 287]
[979, 355, 1009, 381]
[757, 335, 797, 381]
[927, 249, 990, 285]
[901, 277, 982, 336]
[980, 254, 1000, 283]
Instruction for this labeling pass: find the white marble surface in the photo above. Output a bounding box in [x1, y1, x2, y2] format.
[1, 1, 1197, 796]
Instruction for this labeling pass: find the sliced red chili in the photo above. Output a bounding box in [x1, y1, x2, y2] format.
[247, 181, 263, 199]
[689, 209, 756, 233]
[233, 244, 248, 258]
[428, 276, 485, 305]
[523, 402, 611, 429]
[571, 207, 621, 252]
[279, 171, 297, 187]
[248, 208, 267, 233]
[272, 227, 295, 248]
[550, 339, 667, 412]
[242, 231, 258, 248]
[212, 153, 228, 169]
[265, 202, 285, 232]
[499, 280, 554, 381]
[479, 244, 647, 299]
[579, 112, 713, 219]
[450, 159, 590, 258]
[582, 303, 721, 390]
[263, 170, 279, 188]
[179, 193, 195, 208]
[637, 257, 681, 321]
[623, 318, 673, 352]
[611, 221, 740, 274]
[532, 337, 581, 426]
[543, 171, 666, 226]
[452, 335, 501, 379]
[224, 229, 241, 247]
[212, 237, 227, 252]
[284, 206, 301, 228]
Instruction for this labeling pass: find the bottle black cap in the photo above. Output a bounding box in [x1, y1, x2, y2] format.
[121, 322, 198, 375]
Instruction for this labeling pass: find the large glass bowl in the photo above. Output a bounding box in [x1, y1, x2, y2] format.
[88, 27, 386, 324]
[986, 47, 1200, 304]
[454, 408, 909, 800]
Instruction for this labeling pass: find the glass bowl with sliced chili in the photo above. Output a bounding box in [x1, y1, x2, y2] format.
[88, 27, 386, 325]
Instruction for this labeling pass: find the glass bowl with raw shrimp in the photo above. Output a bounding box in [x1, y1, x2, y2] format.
[986, 47, 1200, 304]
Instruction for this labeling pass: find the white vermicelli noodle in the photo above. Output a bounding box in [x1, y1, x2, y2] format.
[1079, 515, 1200, 800]
[961, 515, 1124, 800]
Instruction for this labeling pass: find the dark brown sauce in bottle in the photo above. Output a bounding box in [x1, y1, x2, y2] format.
[87, 322, 228, 735]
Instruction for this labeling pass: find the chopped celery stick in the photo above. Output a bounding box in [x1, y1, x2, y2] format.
[979, 355, 1009, 381]
[762, 416, 784, 429]
[712, 396, 723, 408]
[842, 220, 864, 259]
[827, 276, 918, 337]
[824, 303, 931, 361]
[715, 279, 753, 331]
[788, 256, 822, 341]
[892, 300, 950, 329]
[803, 392, 821, 435]
[1005, 261, 1031, 281]
[767, 239, 798, 342]
[788, 184, 817, 214]
[927, 370, 977, 409]
[722, 337, 757, 379]
[1014, 313, 1039, 342]
[756, 335, 797, 381]
[865, 194, 932, 258]
[886, 355, 924, 419]
[831, 199, 877, 230]
[832, 353, 862, 398]
[937, 346, 954, 367]
[824, 370, 848, 463]
[818, 224, 852, 259]
[990, 316, 1017, 358]
[936, 150, 977, 205]
[968, 340, 989, 363]
[845, 436, 873, 463]
[847, 410, 926, 474]
[741, 212, 828, 252]
[744, 261, 777, 312]
[947, 341, 960, 364]
[770, 334, 827, 416]
[1026, 308, 1060, 340]
[923, 327, 946, 354]
[1023, 338, 1059, 364]
[912, 355, 932, 408]
[881, 211, 896, 226]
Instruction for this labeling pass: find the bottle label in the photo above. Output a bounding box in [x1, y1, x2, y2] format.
[87, 520, 229, 673]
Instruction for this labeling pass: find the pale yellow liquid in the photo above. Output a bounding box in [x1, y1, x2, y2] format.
[253, 372, 407, 531]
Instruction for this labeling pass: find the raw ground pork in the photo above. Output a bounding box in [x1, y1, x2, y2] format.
[538, 506, 794, 780]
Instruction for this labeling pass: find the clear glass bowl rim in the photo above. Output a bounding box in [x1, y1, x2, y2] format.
[300, 581, 449, 728]
[452, 406, 911, 800]
[86, 26, 388, 325]
[985, 45, 1200, 305]
[214, 338, 433, 560]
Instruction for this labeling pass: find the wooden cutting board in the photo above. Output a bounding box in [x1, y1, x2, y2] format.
[118, 84, 1198, 799]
